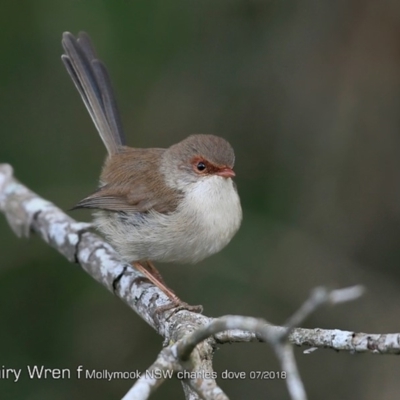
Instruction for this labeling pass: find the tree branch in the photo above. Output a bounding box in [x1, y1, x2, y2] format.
[1, 163, 398, 400]
[122, 347, 178, 400]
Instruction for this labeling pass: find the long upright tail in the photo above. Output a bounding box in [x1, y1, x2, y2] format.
[61, 32, 126, 155]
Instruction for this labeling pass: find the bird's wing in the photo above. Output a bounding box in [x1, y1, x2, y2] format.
[72, 148, 182, 214]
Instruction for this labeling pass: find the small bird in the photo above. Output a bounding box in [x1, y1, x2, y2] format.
[61, 32, 242, 309]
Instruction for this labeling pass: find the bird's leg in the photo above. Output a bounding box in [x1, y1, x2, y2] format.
[133, 261, 179, 302]
[142, 260, 168, 286]
[132, 261, 203, 313]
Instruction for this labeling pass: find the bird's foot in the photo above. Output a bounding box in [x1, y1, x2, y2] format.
[132, 261, 203, 315]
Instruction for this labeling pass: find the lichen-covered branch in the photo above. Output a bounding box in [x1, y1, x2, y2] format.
[0, 163, 205, 340]
[1, 163, 399, 400]
[290, 328, 400, 354]
[122, 347, 179, 400]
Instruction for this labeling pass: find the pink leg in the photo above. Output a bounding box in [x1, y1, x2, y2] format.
[132, 261, 203, 313]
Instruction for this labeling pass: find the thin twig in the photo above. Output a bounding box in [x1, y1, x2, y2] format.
[122, 347, 178, 400]
[283, 285, 364, 337]
[274, 343, 306, 400]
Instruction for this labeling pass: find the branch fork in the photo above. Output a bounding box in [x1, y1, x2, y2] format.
[1, 163, 398, 400]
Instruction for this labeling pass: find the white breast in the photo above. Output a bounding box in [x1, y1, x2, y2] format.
[176, 175, 242, 262]
[94, 175, 242, 264]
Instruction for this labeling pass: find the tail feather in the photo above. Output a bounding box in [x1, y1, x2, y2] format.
[61, 32, 126, 155]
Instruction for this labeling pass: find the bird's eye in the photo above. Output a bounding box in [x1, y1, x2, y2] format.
[196, 161, 206, 172]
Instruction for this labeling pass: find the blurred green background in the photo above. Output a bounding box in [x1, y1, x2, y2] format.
[1, 0, 400, 399]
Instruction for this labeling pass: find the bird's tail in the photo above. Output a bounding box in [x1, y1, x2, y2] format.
[61, 31, 126, 155]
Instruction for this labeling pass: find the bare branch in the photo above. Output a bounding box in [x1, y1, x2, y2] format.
[122, 338, 229, 400]
[122, 347, 178, 400]
[178, 316, 270, 361]
[198, 287, 366, 400]
[1, 162, 398, 400]
[175, 313, 305, 400]
[182, 376, 229, 400]
[290, 328, 400, 355]
[0, 164, 203, 340]
[214, 327, 400, 355]
[274, 343, 306, 400]
[329, 285, 365, 304]
[214, 329, 260, 343]
[283, 285, 364, 336]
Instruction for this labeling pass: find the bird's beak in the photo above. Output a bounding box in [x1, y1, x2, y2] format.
[215, 167, 235, 178]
